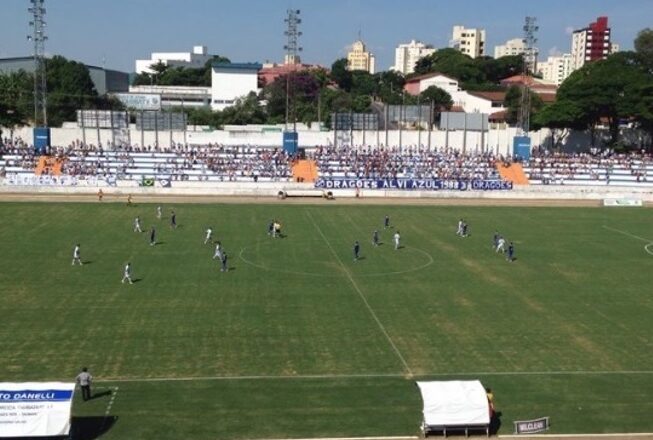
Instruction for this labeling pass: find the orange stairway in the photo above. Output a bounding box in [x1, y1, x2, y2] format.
[497, 163, 529, 185]
[35, 156, 63, 176]
[292, 159, 318, 183]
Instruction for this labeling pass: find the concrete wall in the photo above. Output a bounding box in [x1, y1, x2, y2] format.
[9, 125, 555, 156]
[2, 180, 651, 202]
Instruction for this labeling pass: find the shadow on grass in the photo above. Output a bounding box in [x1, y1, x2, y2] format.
[89, 389, 112, 400]
[68, 415, 118, 440]
[132, 278, 143, 283]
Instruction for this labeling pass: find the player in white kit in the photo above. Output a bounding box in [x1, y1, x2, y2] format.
[496, 236, 506, 253]
[213, 241, 223, 260]
[134, 216, 143, 233]
[394, 231, 401, 250]
[121, 262, 133, 284]
[72, 244, 83, 265]
[156, 206, 162, 220]
[204, 227, 213, 244]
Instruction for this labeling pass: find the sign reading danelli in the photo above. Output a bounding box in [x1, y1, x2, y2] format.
[0, 382, 76, 437]
[513, 417, 549, 434]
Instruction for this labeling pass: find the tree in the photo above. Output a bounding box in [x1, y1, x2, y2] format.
[330, 58, 352, 92]
[0, 71, 32, 134]
[220, 92, 267, 126]
[261, 71, 321, 124]
[46, 56, 101, 127]
[504, 85, 544, 127]
[557, 52, 649, 145]
[634, 28, 653, 72]
[419, 86, 453, 125]
[375, 70, 405, 104]
[532, 101, 585, 149]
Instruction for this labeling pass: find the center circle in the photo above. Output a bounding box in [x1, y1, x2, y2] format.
[239, 239, 434, 277]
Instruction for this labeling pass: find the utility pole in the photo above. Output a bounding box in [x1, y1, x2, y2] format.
[284, 9, 302, 131]
[28, 0, 48, 127]
[519, 16, 538, 135]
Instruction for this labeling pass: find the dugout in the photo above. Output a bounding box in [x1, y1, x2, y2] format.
[416, 380, 491, 437]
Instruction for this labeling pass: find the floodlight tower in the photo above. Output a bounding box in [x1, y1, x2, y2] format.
[28, 0, 48, 127]
[519, 16, 538, 134]
[283, 9, 302, 131]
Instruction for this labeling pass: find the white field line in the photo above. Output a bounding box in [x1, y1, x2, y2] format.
[97, 386, 119, 433]
[305, 210, 413, 376]
[602, 225, 652, 243]
[88, 369, 653, 384]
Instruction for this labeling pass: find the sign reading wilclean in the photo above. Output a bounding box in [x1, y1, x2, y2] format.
[514, 416, 549, 434]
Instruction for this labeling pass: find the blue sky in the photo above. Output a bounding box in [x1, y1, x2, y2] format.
[1, 0, 651, 72]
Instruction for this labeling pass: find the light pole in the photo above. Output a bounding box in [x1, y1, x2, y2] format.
[27, 0, 48, 127]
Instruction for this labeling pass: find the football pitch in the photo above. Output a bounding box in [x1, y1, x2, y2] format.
[1, 200, 652, 439]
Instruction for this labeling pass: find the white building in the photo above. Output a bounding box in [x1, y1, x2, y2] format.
[136, 45, 213, 74]
[392, 40, 436, 75]
[210, 63, 261, 111]
[347, 40, 376, 74]
[494, 38, 526, 58]
[538, 54, 574, 86]
[451, 26, 486, 58]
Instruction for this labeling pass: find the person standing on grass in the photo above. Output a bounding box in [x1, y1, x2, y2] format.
[204, 227, 213, 244]
[122, 262, 134, 284]
[134, 216, 143, 233]
[496, 236, 506, 253]
[72, 244, 83, 266]
[221, 252, 228, 272]
[384, 215, 390, 230]
[170, 210, 177, 229]
[268, 220, 274, 237]
[507, 242, 515, 262]
[97, 189, 103, 202]
[150, 226, 156, 246]
[156, 205, 162, 220]
[457, 219, 464, 236]
[127, 194, 133, 206]
[372, 230, 379, 247]
[353, 241, 361, 261]
[213, 241, 223, 260]
[394, 230, 401, 250]
[76, 367, 93, 401]
[493, 231, 500, 250]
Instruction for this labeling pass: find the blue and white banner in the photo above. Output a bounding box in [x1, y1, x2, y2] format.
[315, 178, 513, 191]
[0, 382, 75, 437]
[2, 173, 116, 187]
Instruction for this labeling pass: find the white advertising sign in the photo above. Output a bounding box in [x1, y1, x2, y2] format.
[0, 382, 75, 437]
[3, 173, 116, 187]
[603, 198, 643, 207]
[114, 93, 162, 111]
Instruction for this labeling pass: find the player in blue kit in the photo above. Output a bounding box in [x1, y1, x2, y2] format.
[353, 241, 361, 261]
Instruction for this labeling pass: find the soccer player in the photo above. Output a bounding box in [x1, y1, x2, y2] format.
[457, 219, 464, 236]
[127, 194, 133, 206]
[268, 220, 274, 237]
[462, 221, 469, 238]
[384, 215, 390, 229]
[213, 241, 223, 260]
[353, 240, 361, 261]
[156, 206, 162, 220]
[496, 236, 506, 253]
[134, 216, 143, 233]
[149, 226, 156, 246]
[72, 244, 83, 266]
[170, 210, 177, 229]
[204, 227, 213, 244]
[394, 230, 401, 250]
[220, 252, 228, 272]
[372, 230, 379, 246]
[97, 189, 103, 202]
[493, 231, 500, 250]
[121, 262, 133, 284]
[507, 242, 515, 262]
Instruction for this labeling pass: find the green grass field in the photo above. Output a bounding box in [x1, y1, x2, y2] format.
[1, 201, 652, 439]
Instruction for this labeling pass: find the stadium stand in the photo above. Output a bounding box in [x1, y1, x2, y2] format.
[523, 151, 653, 187]
[2, 137, 653, 187]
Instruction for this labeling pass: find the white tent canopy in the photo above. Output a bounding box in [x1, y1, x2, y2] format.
[416, 380, 490, 430]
